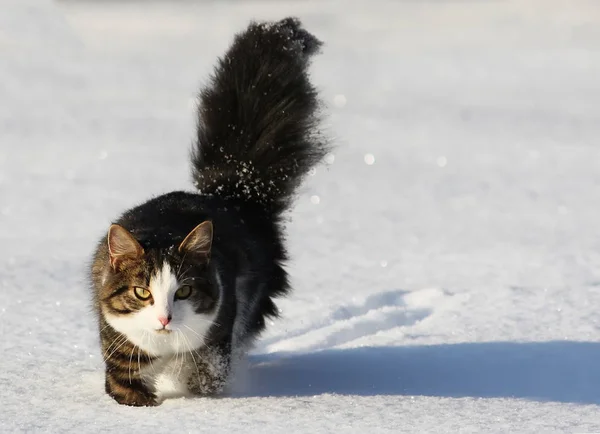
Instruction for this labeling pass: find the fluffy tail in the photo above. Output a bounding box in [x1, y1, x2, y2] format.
[191, 17, 327, 216]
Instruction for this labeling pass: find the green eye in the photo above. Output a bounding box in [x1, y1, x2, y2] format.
[175, 285, 192, 300]
[133, 287, 152, 300]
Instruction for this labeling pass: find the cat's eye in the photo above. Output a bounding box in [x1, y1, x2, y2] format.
[175, 285, 192, 300]
[133, 286, 152, 301]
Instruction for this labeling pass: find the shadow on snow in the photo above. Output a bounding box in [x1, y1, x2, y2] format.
[236, 341, 600, 405]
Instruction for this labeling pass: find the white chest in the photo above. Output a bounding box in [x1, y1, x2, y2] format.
[142, 355, 195, 401]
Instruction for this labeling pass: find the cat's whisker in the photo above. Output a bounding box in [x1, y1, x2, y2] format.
[186, 318, 221, 328]
[182, 324, 203, 340]
[172, 333, 180, 375]
[176, 254, 184, 275]
[178, 265, 193, 281]
[143, 331, 156, 373]
[188, 338, 208, 360]
[103, 333, 126, 354]
[99, 322, 113, 333]
[177, 330, 186, 379]
[128, 343, 137, 384]
[180, 343, 186, 378]
[105, 335, 130, 362]
[181, 332, 202, 382]
[103, 334, 128, 361]
[105, 337, 128, 361]
[176, 253, 190, 277]
[137, 341, 141, 377]
[172, 335, 179, 375]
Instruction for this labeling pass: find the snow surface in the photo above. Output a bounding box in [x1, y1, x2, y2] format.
[2, 0, 600, 432]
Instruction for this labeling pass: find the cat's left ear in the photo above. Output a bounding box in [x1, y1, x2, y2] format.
[178, 221, 213, 257]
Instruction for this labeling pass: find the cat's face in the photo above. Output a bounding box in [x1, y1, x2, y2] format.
[99, 222, 219, 357]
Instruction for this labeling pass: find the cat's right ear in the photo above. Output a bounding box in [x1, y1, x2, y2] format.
[107, 224, 144, 270]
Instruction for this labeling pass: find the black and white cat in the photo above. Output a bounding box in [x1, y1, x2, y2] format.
[90, 17, 328, 406]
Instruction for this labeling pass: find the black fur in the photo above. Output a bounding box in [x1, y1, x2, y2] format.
[192, 17, 327, 216]
[91, 17, 328, 402]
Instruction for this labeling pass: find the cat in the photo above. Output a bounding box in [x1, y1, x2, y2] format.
[89, 17, 328, 406]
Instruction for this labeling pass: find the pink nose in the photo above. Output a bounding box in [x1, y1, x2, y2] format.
[158, 316, 171, 327]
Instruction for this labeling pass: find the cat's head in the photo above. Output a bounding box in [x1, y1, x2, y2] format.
[98, 221, 220, 357]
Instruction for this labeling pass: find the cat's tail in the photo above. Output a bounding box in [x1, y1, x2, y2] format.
[191, 17, 328, 216]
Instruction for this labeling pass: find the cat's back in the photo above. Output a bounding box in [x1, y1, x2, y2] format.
[91, 190, 284, 296]
[115, 191, 243, 249]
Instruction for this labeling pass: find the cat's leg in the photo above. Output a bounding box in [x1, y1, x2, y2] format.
[186, 341, 231, 396]
[105, 370, 157, 406]
[102, 334, 158, 406]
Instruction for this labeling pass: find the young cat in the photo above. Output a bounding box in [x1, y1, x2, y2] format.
[90, 17, 328, 406]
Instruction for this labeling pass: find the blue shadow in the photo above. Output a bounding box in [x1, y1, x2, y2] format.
[237, 341, 600, 404]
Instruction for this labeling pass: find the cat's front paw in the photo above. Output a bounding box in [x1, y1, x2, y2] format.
[111, 389, 159, 407]
[186, 349, 229, 396]
[106, 377, 158, 407]
[187, 369, 227, 396]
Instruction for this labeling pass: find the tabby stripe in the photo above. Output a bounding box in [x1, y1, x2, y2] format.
[104, 286, 130, 300]
[108, 346, 152, 362]
[100, 334, 153, 363]
[109, 372, 146, 389]
[105, 376, 156, 407]
[107, 367, 139, 383]
[107, 347, 138, 362]
[106, 357, 140, 371]
[107, 375, 142, 396]
[107, 351, 151, 366]
[107, 306, 132, 315]
[108, 391, 127, 402]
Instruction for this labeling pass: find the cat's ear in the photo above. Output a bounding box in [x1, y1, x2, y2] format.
[178, 221, 213, 257]
[107, 224, 144, 270]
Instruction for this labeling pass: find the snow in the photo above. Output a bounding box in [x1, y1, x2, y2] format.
[2, 0, 600, 432]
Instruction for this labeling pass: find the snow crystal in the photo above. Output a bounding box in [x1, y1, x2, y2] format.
[364, 153, 375, 165]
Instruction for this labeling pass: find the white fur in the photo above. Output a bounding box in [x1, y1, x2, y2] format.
[100, 268, 110, 286]
[143, 355, 194, 401]
[105, 262, 217, 358]
[142, 346, 227, 401]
